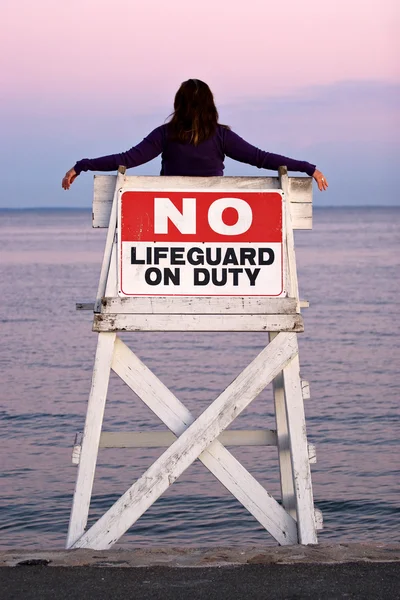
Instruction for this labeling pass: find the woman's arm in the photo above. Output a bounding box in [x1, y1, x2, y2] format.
[222, 129, 328, 190]
[62, 126, 165, 190]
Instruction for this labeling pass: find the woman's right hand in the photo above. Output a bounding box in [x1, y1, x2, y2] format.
[312, 169, 328, 191]
[62, 168, 78, 190]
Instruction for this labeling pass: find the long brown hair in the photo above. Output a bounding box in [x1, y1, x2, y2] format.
[168, 79, 227, 146]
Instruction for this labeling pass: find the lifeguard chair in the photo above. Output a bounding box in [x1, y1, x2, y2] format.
[68, 166, 321, 549]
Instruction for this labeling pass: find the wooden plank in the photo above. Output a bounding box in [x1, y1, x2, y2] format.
[66, 331, 116, 549]
[72, 333, 299, 549]
[288, 176, 313, 201]
[282, 348, 317, 544]
[308, 443, 317, 464]
[76, 297, 306, 314]
[93, 174, 312, 204]
[280, 167, 300, 309]
[301, 380, 311, 400]
[99, 296, 297, 315]
[314, 508, 323, 530]
[104, 240, 118, 297]
[94, 168, 125, 312]
[269, 331, 296, 518]
[92, 175, 312, 230]
[289, 202, 312, 230]
[99, 429, 278, 448]
[72, 432, 83, 465]
[92, 313, 304, 332]
[94, 339, 292, 553]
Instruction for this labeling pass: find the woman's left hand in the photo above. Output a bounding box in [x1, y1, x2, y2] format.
[62, 168, 78, 190]
[312, 169, 328, 191]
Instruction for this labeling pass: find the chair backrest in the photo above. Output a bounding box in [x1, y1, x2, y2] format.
[92, 175, 312, 230]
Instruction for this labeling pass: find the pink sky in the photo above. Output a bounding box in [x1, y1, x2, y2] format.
[2, 0, 399, 111]
[1, 0, 399, 207]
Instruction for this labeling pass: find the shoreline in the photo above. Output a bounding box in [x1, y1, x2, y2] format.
[2, 205, 400, 212]
[2, 543, 400, 568]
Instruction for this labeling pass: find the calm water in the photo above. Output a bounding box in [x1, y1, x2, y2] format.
[0, 207, 399, 549]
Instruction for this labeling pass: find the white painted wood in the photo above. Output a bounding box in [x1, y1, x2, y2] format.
[94, 169, 125, 312]
[71, 432, 83, 465]
[279, 167, 300, 308]
[78, 297, 298, 314]
[108, 337, 295, 545]
[94, 174, 312, 202]
[288, 202, 312, 230]
[314, 508, 323, 530]
[71, 445, 81, 465]
[269, 331, 296, 518]
[301, 380, 311, 400]
[93, 313, 304, 332]
[288, 176, 313, 202]
[66, 332, 116, 549]
[276, 168, 317, 539]
[308, 443, 317, 464]
[99, 429, 278, 448]
[77, 297, 306, 314]
[99, 296, 297, 315]
[104, 241, 118, 297]
[69, 170, 319, 550]
[282, 348, 317, 544]
[95, 338, 296, 546]
[72, 333, 299, 548]
[92, 175, 312, 230]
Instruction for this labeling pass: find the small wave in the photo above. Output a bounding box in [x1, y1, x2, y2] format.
[0, 319, 37, 324]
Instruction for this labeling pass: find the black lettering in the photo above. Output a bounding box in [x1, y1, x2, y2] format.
[205, 247, 221, 265]
[154, 247, 169, 264]
[146, 246, 152, 264]
[259, 248, 274, 265]
[228, 268, 243, 286]
[211, 268, 227, 286]
[188, 247, 204, 266]
[164, 268, 180, 285]
[240, 247, 256, 265]
[194, 268, 209, 285]
[245, 268, 260, 286]
[222, 247, 239, 266]
[170, 247, 185, 265]
[145, 267, 162, 285]
[131, 247, 145, 264]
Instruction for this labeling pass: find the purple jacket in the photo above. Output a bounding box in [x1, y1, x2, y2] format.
[74, 124, 316, 177]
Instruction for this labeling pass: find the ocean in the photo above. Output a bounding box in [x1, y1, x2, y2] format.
[0, 207, 399, 549]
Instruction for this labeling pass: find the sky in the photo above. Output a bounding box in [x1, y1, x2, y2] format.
[1, 0, 399, 207]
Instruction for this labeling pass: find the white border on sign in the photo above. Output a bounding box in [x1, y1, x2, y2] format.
[117, 188, 286, 298]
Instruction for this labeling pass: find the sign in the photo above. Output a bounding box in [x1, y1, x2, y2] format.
[118, 190, 284, 296]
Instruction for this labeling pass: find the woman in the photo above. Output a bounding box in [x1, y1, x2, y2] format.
[62, 79, 328, 190]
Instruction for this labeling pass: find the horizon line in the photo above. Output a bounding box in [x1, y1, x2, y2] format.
[0, 204, 399, 211]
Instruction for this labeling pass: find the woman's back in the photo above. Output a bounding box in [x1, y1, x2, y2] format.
[62, 79, 328, 191]
[160, 124, 225, 176]
[72, 123, 317, 179]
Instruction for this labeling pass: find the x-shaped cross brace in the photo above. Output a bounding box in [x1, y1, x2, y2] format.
[68, 332, 304, 549]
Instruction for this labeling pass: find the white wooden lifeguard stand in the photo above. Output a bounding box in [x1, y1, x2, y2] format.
[67, 166, 321, 549]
